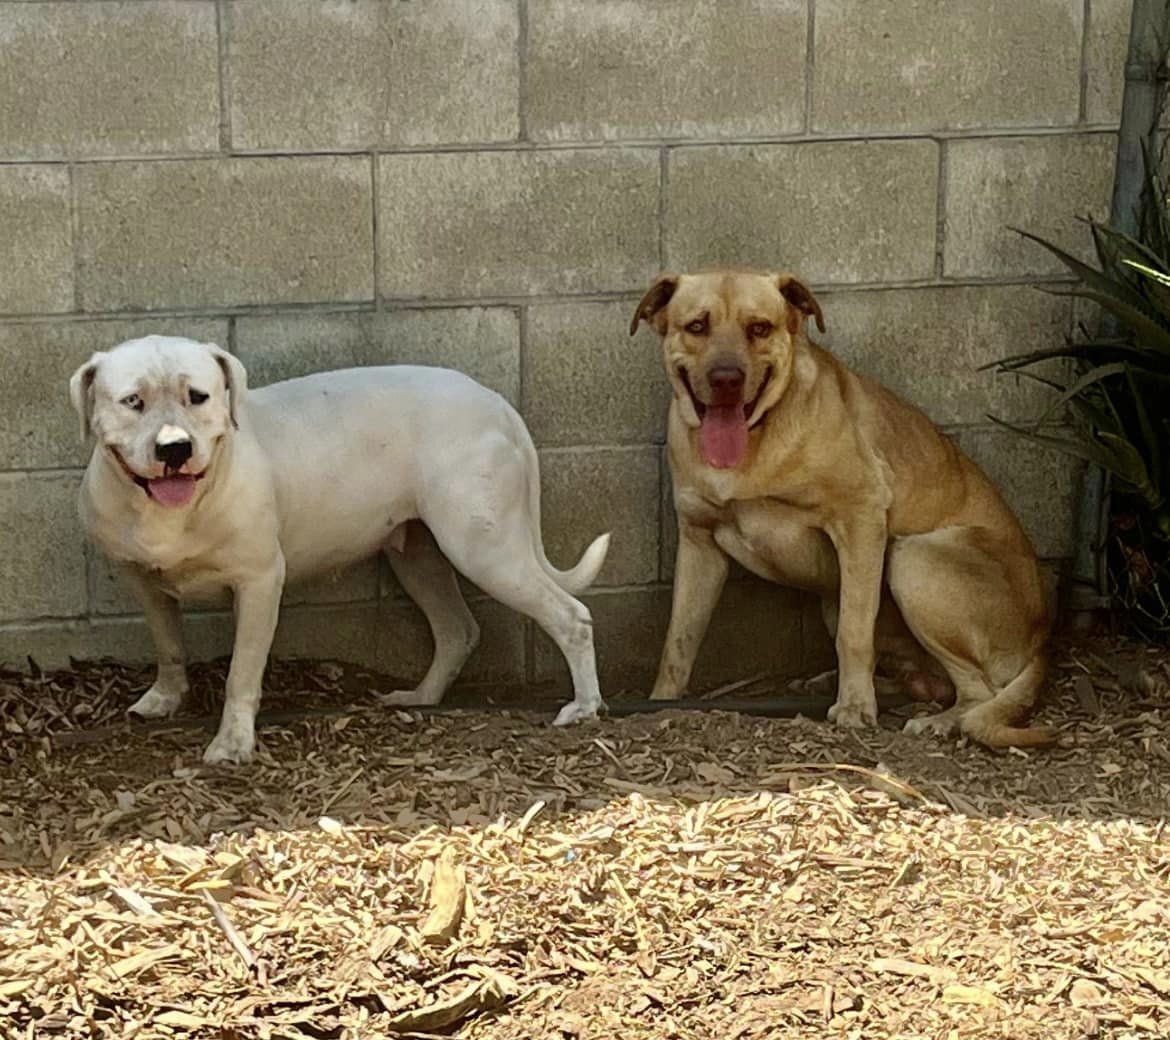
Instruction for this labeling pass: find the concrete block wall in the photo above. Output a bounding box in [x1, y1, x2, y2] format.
[0, 1, 1125, 694]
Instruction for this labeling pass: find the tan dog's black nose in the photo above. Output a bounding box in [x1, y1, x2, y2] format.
[707, 366, 745, 405]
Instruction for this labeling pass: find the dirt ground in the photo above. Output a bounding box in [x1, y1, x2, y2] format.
[2, 638, 1169, 1039]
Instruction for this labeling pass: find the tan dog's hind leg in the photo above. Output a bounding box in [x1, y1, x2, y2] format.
[381, 521, 480, 708]
[650, 524, 729, 700]
[887, 529, 1054, 749]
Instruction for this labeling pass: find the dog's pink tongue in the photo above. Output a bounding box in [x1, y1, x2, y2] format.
[699, 406, 748, 469]
[148, 475, 197, 508]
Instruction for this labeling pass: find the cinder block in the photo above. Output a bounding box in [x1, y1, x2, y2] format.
[1085, 0, 1132, 125]
[0, 473, 86, 621]
[283, 566, 381, 609]
[77, 158, 373, 310]
[800, 592, 836, 674]
[377, 150, 659, 298]
[539, 447, 660, 587]
[0, 318, 227, 471]
[659, 445, 678, 581]
[0, 618, 148, 671]
[690, 578, 806, 688]
[0, 613, 234, 672]
[955, 427, 1083, 558]
[533, 585, 671, 691]
[0, 166, 72, 314]
[0, 2, 219, 160]
[817, 285, 1070, 425]
[375, 598, 527, 686]
[227, 0, 519, 150]
[91, 554, 202, 618]
[526, 0, 806, 142]
[270, 603, 384, 667]
[666, 141, 939, 284]
[813, 0, 1082, 132]
[532, 579, 806, 693]
[525, 300, 670, 447]
[944, 135, 1115, 279]
[234, 308, 521, 404]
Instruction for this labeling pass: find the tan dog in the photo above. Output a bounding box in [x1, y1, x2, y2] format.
[631, 268, 1053, 748]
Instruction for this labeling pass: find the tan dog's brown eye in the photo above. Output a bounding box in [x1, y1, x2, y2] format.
[747, 321, 774, 339]
[685, 317, 708, 335]
[121, 393, 144, 413]
[189, 389, 209, 406]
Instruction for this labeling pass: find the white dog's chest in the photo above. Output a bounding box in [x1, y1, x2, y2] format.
[98, 516, 237, 603]
[151, 565, 234, 604]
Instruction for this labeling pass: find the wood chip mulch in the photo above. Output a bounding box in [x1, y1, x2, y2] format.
[1, 637, 1169, 1039]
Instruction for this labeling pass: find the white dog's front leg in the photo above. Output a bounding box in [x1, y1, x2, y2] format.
[122, 566, 189, 719]
[203, 560, 285, 765]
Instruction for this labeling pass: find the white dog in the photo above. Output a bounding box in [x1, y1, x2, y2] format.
[69, 335, 610, 763]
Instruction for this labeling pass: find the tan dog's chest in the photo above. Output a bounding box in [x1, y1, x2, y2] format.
[675, 482, 838, 592]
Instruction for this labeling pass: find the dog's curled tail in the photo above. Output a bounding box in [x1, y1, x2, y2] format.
[545, 532, 612, 596]
[511, 407, 611, 596]
[959, 652, 1057, 749]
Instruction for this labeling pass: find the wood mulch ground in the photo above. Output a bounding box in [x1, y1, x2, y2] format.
[1, 637, 1168, 1039]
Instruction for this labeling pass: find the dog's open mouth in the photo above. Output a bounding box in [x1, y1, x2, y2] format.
[110, 449, 206, 508]
[679, 366, 773, 470]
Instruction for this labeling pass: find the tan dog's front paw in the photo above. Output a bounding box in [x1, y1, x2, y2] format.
[827, 700, 878, 729]
[649, 686, 683, 701]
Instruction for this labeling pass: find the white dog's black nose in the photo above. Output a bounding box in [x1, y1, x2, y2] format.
[155, 425, 193, 468]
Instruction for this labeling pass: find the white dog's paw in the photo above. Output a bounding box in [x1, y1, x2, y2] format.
[377, 688, 442, 708]
[903, 710, 960, 740]
[552, 700, 602, 727]
[202, 719, 256, 765]
[827, 700, 878, 729]
[128, 685, 184, 719]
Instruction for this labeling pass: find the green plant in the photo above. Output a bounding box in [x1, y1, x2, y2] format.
[986, 148, 1170, 637]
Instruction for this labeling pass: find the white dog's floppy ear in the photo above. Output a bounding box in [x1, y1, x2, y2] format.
[207, 344, 248, 429]
[68, 352, 105, 442]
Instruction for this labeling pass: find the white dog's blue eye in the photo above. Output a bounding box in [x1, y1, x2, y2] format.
[121, 394, 144, 412]
[189, 389, 209, 406]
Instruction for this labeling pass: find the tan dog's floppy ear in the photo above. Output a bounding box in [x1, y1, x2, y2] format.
[207, 344, 248, 429]
[630, 274, 679, 336]
[775, 273, 825, 335]
[69, 352, 106, 442]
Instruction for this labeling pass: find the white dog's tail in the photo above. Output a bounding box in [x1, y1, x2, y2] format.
[515, 412, 611, 596]
[548, 531, 612, 595]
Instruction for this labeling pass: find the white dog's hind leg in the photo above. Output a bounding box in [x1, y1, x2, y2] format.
[419, 429, 604, 725]
[425, 507, 604, 726]
[203, 561, 285, 765]
[122, 567, 189, 719]
[381, 522, 480, 707]
[471, 560, 602, 727]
